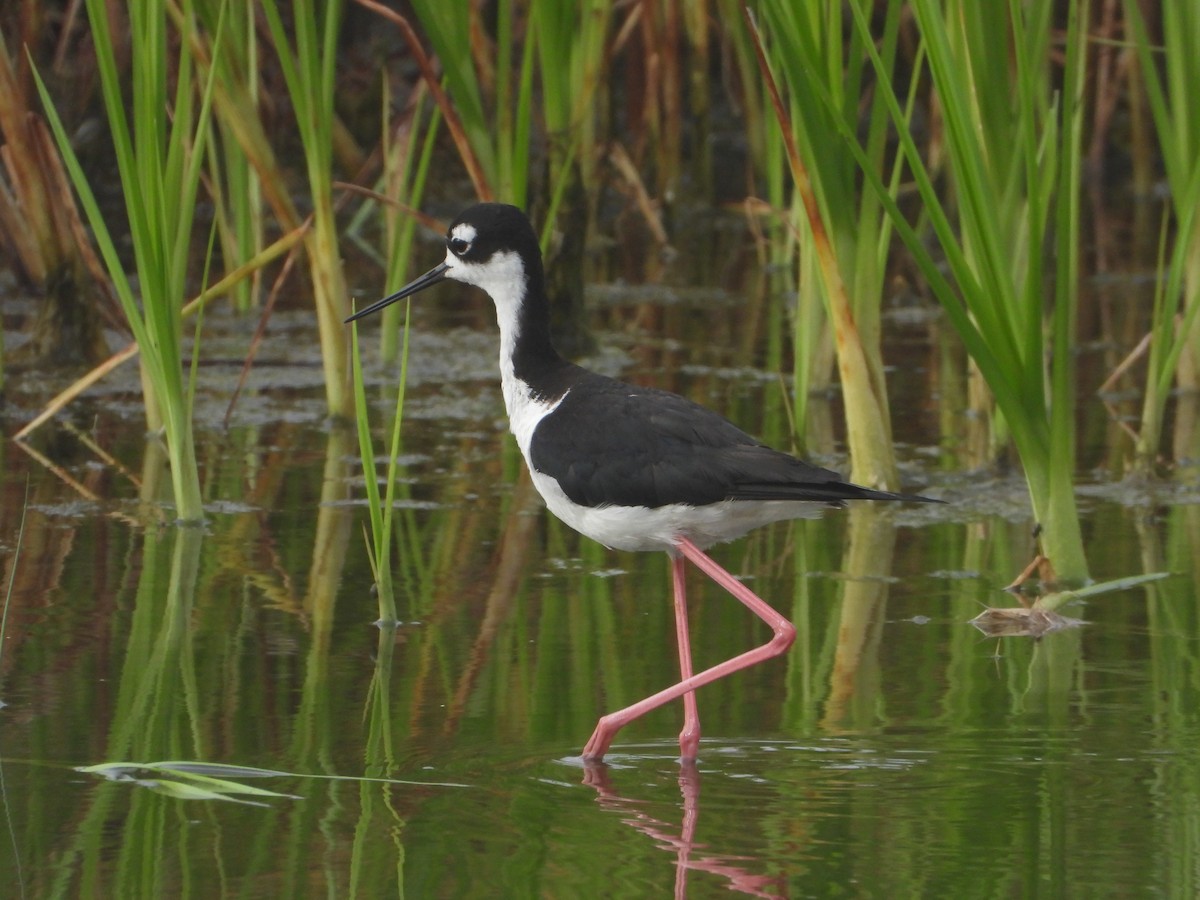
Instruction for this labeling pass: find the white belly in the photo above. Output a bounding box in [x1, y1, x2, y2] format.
[530, 467, 825, 552]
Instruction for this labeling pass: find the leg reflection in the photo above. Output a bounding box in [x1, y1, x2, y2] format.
[582, 761, 786, 899]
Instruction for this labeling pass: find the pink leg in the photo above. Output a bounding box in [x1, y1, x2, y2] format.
[673, 555, 701, 760]
[582, 536, 797, 762]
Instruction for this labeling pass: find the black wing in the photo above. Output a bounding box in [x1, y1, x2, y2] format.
[528, 371, 912, 509]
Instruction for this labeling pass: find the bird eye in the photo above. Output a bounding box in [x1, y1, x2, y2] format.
[449, 236, 470, 255]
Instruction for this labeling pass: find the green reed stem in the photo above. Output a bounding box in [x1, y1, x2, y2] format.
[743, 0, 907, 490]
[0, 478, 30, 666]
[1124, 0, 1200, 469]
[261, 0, 352, 420]
[405, 0, 498, 198]
[842, 0, 1089, 579]
[381, 92, 440, 360]
[350, 306, 412, 623]
[33, 0, 227, 522]
[197, 0, 262, 313]
[531, 0, 609, 199]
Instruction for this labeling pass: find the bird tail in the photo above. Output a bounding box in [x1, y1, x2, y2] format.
[730, 482, 942, 504]
[844, 485, 943, 504]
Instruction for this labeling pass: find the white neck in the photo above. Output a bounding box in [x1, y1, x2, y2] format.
[444, 247, 558, 456]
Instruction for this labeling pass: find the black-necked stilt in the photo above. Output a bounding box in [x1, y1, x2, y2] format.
[348, 203, 936, 762]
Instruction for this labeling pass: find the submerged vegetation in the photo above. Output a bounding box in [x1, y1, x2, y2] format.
[0, 1, 1195, 576]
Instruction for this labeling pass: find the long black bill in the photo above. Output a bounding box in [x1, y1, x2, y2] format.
[344, 261, 450, 324]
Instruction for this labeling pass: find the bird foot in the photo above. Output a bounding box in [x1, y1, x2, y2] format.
[678, 726, 701, 762]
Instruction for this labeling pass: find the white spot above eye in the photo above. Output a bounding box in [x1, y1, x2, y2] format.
[450, 222, 477, 244]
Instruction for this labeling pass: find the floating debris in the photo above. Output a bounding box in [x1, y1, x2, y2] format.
[969, 606, 1085, 638]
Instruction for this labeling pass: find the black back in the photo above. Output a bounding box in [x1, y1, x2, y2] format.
[529, 368, 912, 509]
